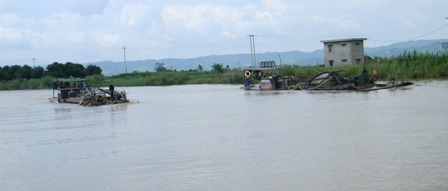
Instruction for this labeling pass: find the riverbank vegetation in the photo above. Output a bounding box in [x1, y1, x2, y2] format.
[1, 51, 447, 90]
[287, 50, 448, 81]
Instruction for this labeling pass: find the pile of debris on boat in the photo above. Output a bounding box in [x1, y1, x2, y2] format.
[49, 78, 129, 106]
[242, 62, 413, 91]
[79, 87, 129, 106]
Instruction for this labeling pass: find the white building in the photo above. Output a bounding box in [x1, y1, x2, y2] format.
[321, 38, 367, 67]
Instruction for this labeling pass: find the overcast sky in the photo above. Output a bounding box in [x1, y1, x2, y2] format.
[1, 0, 447, 66]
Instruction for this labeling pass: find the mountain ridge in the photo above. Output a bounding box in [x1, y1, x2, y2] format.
[87, 39, 448, 76]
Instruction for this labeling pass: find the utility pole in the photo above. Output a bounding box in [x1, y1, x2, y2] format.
[32, 58, 35, 67]
[249, 34, 256, 67]
[278, 54, 282, 65]
[123, 46, 128, 74]
[443, 17, 448, 51]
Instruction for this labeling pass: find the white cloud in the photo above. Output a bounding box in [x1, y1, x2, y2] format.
[73, 0, 108, 16]
[67, 33, 86, 44]
[40, 11, 81, 29]
[119, 3, 151, 27]
[0, 0, 24, 9]
[327, 18, 361, 31]
[98, 33, 122, 46]
[262, 0, 287, 13]
[0, 13, 24, 26]
[0, 27, 22, 43]
[0, 0, 447, 66]
[161, 4, 244, 32]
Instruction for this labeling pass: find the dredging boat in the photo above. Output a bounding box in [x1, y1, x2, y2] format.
[242, 62, 413, 91]
[242, 61, 298, 90]
[49, 78, 129, 106]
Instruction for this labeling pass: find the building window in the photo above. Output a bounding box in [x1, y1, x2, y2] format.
[342, 59, 347, 62]
[355, 42, 360, 45]
[341, 43, 346, 46]
[329, 60, 334, 67]
[356, 59, 361, 63]
[328, 45, 332, 52]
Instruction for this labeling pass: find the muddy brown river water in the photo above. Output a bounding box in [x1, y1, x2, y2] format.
[1, 81, 447, 190]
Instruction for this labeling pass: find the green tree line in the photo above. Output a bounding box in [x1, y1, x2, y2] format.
[0, 65, 45, 80]
[0, 62, 102, 81]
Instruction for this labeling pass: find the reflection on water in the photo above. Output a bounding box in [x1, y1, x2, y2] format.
[1, 81, 448, 191]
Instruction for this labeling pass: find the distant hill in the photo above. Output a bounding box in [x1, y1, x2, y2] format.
[87, 39, 448, 76]
[365, 39, 448, 58]
[90, 51, 324, 76]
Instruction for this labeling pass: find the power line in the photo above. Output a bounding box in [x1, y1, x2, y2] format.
[369, 24, 448, 43]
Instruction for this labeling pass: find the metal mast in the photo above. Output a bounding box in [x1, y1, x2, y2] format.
[249, 35, 256, 67]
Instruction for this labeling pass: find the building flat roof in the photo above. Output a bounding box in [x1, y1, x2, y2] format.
[321, 38, 367, 43]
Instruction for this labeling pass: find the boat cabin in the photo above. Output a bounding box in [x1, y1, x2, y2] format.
[243, 61, 296, 90]
[52, 78, 88, 103]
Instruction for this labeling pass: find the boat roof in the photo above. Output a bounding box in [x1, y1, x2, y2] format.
[243, 67, 278, 71]
[53, 78, 87, 82]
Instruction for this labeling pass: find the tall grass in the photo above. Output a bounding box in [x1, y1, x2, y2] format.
[291, 51, 448, 81]
[384, 51, 448, 79]
[361, 51, 448, 80]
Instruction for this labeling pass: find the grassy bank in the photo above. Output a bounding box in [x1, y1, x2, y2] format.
[85, 70, 244, 87]
[0, 76, 54, 90]
[1, 51, 447, 90]
[0, 71, 245, 90]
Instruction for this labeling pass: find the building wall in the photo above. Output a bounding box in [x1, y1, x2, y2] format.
[322, 39, 366, 67]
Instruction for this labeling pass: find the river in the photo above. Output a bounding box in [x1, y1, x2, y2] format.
[1, 81, 447, 191]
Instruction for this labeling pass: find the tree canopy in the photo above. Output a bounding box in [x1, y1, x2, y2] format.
[46, 62, 102, 78]
[0, 65, 45, 80]
[197, 64, 203, 72]
[46, 62, 84, 78]
[155, 62, 167, 72]
[85, 64, 102, 76]
[211, 63, 224, 73]
[0, 62, 102, 81]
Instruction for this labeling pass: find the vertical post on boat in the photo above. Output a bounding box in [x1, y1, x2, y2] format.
[249, 34, 256, 67]
[52, 78, 55, 98]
